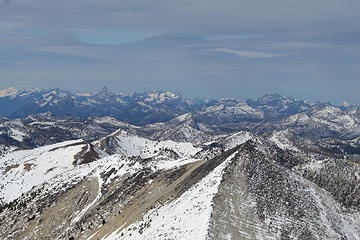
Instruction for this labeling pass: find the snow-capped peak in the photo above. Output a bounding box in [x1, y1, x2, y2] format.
[0, 87, 19, 98]
[144, 90, 180, 103]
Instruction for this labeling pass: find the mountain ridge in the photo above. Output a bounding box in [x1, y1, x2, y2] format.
[0, 87, 359, 239]
[1, 87, 349, 122]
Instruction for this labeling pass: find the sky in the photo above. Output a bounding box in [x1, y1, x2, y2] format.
[0, 0, 360, 103]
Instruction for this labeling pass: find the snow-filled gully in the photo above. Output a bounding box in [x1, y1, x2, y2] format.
[71, 170, 104, 225]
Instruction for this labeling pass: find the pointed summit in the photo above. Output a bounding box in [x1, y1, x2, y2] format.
[95, 86, 113, 98]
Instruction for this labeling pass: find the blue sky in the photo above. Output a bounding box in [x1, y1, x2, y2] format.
[0, 0, 360, 103]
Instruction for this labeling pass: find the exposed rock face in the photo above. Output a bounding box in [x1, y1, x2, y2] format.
[296, 158, 360, 211]
[209, 141, 360, 240]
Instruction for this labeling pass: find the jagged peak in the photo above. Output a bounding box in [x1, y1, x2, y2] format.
[93, 86, 114, 98]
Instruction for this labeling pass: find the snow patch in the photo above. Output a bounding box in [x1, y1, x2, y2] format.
[71, 170, 104, 225]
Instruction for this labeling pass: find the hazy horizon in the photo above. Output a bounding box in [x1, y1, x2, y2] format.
[0, 85, 352, 105]
[1, 0, 359, 103]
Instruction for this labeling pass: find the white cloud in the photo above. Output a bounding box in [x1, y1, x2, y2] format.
[33, 45, 102, 58]
[285, 42, 333, 48]
[207, 48, 285, 58]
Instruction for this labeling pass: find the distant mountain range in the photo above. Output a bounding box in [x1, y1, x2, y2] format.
[1, 87, 359, 146]
[0, 87, 327, 125]
[0, 87, 209, 125]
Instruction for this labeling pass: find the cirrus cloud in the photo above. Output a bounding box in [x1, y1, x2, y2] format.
[207, 48, 285, 58]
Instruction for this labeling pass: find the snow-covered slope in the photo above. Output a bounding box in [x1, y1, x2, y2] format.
[0, 139, 87, 203]
[267, 129, 300, 152]
[95, 129, 201, 159]
[0, 126, 203, 205]
[277, 105, 360, 139]
[145, 113, 216, 144]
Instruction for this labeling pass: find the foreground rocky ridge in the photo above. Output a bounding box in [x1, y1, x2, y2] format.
[209, 141, 359, 239]
[0, 125, 359, 239]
